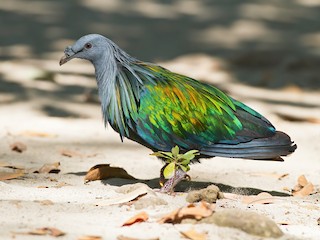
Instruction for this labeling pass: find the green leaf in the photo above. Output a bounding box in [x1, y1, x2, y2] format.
[171, 146, 179, 158]
[150, 152, 173, 159]
[179, 164, 190, 172]
[181, 150, 199, 161]
[161, 152, 174, 158]
[163, 162, 176, 179]
[179, 157, 191, 166]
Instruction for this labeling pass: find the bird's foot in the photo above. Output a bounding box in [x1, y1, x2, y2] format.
[159, 168, 190, 194]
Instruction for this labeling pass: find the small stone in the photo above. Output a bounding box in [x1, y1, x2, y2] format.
[134, 197, 167, 210]
[10, 142, 27, 153]
[182, 209, 283, 238]
[186, 184, 223, 203]
[211, 209, 283, 238]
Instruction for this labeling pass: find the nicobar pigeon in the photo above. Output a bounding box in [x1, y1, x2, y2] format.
[60, 34, 297, 192]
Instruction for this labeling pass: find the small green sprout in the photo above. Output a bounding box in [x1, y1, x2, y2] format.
[151, 146, 199, 179]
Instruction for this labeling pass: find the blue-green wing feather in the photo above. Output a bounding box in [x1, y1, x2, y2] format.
[128, 64, 275, 152]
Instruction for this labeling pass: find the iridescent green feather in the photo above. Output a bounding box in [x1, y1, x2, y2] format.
[105, 61, 275, 152]
[127, 64, 274, 152]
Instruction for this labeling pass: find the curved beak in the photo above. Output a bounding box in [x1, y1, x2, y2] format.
[59, 55, 71, 65]
[59, 46, 76, 66]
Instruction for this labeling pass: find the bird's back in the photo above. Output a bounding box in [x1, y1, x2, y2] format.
[110, 63, 296, 160]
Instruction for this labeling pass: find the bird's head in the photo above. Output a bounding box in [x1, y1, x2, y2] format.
[59, 34, 110, 66]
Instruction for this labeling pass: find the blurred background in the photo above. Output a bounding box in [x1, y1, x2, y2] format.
[0, 0, 319, 173]
[1, 3, 320, 239]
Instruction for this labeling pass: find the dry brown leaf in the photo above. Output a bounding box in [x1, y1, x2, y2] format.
[158, 201, 215, 224]
[19, 131, 57, 138]
[297, 175, 308, 187]
[60, 149, 97, 158]
[242, 192, 275, 205]
[293, 183, 314, 197]
[250, 172, 289, 180]
[180, 229, 207, 240]
[122, 211, 149, 226]
[292, 175, 315, 197]
[0, 163, 25, 170]
[0, 170, 24, 181]
[278, 173, 289, 180]
[282, 187, 291, 192]
[10, 142, 27, 153]
[34, 162, 60, 174]
[85, 164, 135, 182]
[60, 149, 85, 157]
[78, 235, 102, 240]
[178, 201, 214, 220]
[28, 227, 65, 237]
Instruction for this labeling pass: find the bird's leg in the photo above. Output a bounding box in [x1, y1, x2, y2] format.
[160, 168, 190, 194]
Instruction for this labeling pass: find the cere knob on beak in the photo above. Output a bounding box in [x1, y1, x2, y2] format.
[59, 46, 75, 66]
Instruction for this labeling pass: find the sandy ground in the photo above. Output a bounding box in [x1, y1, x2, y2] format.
[0, 56, 319, 240]
[1, 1, 320, 239]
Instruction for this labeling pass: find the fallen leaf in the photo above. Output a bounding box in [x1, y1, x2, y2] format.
[297, 175, 308, 187]
[96, 184, 151, 206]
[178, 201, 214, 220]
[122, 211, 149, 226]
[158, 201, 215, 224]
[282, 187, 291, 192]
[19, 131, 57, 138]
[250, 172, 289, 180]
[180, 229, 207, 240]
[85, 164, 135, 183]
[117, 236, 159, 240]
[292, 175, 315, 196]
[278, 173, 289, 180]
[60, 149, 97, 158]
[0, 170, 24, 181]
[293, 182, 314, 197]
[60, 149, 84, 157]
[34, 162, 60, 174]
[78, 235, 102, 240]
[242, 192, 275, 205]
[0, 163, 25, 170]
[224, 192, 275, 205]
[10, 142, 27, 153]
[27, 227, 65, 237]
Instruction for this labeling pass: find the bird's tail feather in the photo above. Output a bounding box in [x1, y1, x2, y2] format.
[200, 131, 297, 160]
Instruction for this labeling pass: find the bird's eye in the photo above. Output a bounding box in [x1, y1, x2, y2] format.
[85, 43, 92, 49]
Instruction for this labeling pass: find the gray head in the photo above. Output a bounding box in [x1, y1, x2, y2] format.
[60, 34, 118, 66]
[59, 34, 151, 139]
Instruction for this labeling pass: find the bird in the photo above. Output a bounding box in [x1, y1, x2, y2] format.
[60, 34, 297, 192]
